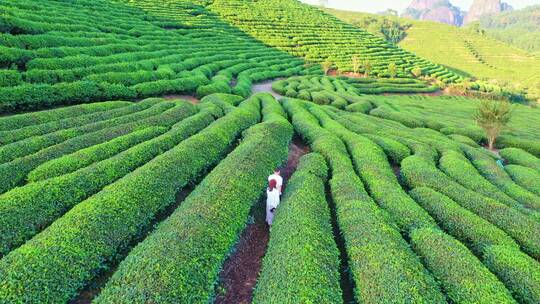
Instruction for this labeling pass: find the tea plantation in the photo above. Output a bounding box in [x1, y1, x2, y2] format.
[0, 0, 539, 303]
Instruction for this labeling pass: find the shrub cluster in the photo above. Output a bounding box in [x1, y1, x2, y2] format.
[94, 94, 293, 303]
[410, 187, 540, 304]
[0, 101, 209, 256]
[401, 155, 540, 259]
[0, 96, 261, 302]
[283, 98, 446, 303]
[254, 153, 342, 303]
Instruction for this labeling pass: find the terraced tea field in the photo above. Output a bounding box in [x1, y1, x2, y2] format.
[325, 8, 540, 100]
[0, 0, 539, 303]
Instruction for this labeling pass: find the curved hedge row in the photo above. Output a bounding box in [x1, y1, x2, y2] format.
[0, 98, 164, 163]
[0, 0, 311, 112]
[0, 102, 212, 257]
[94, 94, 293, 303]
[0, 100, 192, 194]
[283, 98, 446, 304]
[402, 155, 540, 259]
[309, 103, 523, 303]
[0, 101, 130, 132]
[484, 245, 540, 304]
[463, 146, 540, 211]
[0, 97, 261, 303]
[410, 187, 540, 304]
[309, 105, 437, 233]
[27, 126, 167, 182]
[253, 153, 342, 303]
[439, 150, 527, 213]
[505, 165, 540, 196]
[500, 148, 540, 173]
[411, 228, 516, 303]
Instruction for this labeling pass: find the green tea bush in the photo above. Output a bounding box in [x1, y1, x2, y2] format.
[0, 101, 131, 131]
[463, 146, 540, 211]
[0, 96, 261, 303]
[484, 245, 540, 304]
[505, 165, 540, 196]
[94, 95, 292, 303]
[0, 103, 211, 256]
[254, 153, 342, 303]
[0, 99, 164, 164]
[500, 148, 540, 173]
[411, 228, 516, 304]
[410, 187, 540, 304]
[283, 99, 445, 303]
[402, 155, 540, 259]
[27, 127, 167, 182]
[0, 100, 180, 194]
[439, 150, 524, 212]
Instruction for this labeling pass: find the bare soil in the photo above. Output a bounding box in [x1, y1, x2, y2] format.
[161, 94, 200, 104]
[214, 136, 310, 304]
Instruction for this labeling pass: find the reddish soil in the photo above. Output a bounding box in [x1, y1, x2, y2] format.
[214, 137, 310, 304]
[161, 94, 200, 104]
[329, 70, 365, 78]
[382, 90, 446, 97]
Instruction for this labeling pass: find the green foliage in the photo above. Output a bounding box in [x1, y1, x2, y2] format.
[484, 245, 540, 304]
[474, 100, 512, 149]
[254, 153, 341, 303]
[402, 155, 540, 259]
[409, 187, 519, 254]
[463, 146, 540, 211]
[411, 227, 516, 304]
[500, 148, 540, 173]
[439, 150, 526, 212]
[0, 97, 261, 303]
[476, 5, 540, 53]
[505, 165, 540, 196]
[388, 63, 397, 78]
[0, 100, 181, 194]
[27, 127, 167, 182]
[0, 0, 310, 112]
[0, 101, 207, 257]
[95, 95, 292, 303]
[283, 99, 446, 304]
[0, 101, 131, 131]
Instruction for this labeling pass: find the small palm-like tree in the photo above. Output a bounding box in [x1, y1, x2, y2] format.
[352, 55, 360, 75]
[363, 60, 372, 77]
[322, 59, 333, 75]
[474, 99, 512, 150]
[388, 63, 397, 78]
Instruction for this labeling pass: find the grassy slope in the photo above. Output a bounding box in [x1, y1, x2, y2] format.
[325, 8, 540, 99]
[476, 5, 540, 54]
[207, 0, 461, 82]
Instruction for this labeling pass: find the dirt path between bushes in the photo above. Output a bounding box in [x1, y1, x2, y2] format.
[214, 136, 310, 304]
[251, 79, 285, 99]
[162, 94, 200, 104]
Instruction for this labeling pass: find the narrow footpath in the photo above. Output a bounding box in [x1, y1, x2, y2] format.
[214, 136, 310, 304]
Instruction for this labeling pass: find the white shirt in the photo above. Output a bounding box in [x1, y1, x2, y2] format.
[268, 174, 283, 194]
[266, 188, 281, 209]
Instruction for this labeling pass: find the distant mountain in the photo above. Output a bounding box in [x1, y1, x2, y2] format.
[473, 5, 540, 52]
[402, 0, 464, 26]
[464, 0, 513, 24]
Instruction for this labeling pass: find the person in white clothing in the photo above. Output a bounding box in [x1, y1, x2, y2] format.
[268, 168, 283, 195]
[266, 179, 280, 225]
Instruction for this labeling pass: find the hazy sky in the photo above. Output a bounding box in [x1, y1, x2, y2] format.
[300, 0, 539, 13]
